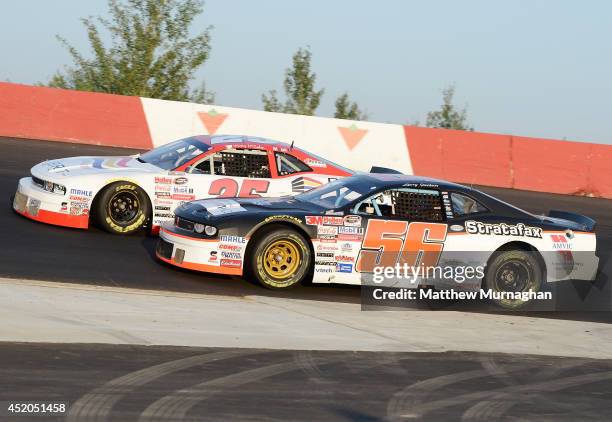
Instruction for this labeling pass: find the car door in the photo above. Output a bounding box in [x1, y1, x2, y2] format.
[346, 187, 449, 287]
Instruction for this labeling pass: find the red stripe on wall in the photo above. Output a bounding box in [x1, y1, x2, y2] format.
[404, 125, 612, 199]
[0, 82, 152, 149]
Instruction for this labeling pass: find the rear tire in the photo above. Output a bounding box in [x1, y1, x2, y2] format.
[249, 228, 311, 289]
[95, 181, 150, 235]
[484, 249, 542, 309]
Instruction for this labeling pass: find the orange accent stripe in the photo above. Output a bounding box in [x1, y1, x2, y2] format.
[157, 253, 242, 275]
[16, 208, 89, 229]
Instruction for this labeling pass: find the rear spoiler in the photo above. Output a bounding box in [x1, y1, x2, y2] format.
[369, 166, 403, 174]
[548, 210, 596, 232]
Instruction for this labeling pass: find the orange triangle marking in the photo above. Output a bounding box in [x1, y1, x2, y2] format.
[338, 125, 368, 150]
[197, 109, 228, 135]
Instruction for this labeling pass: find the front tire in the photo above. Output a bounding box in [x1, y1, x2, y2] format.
[249, 228, 311, 289]
[95, 181, 150, 235]
[484, 249, 542, 309]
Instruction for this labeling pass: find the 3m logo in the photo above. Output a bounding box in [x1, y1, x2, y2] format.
[338, 124, 368, 150]
[356, 220, 447, 273]
[198, 109, 228, 134]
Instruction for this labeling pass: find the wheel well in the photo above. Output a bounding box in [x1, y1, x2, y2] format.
[89, 180, 153, 228]
[484, 241, 546, 281]
[244, 222, 315, 275]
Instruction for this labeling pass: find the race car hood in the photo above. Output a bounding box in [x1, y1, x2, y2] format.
[178, 197, 320, 221]
[31, 156, 159, 180]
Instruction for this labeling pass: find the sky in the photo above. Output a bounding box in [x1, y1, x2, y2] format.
[1, 0, 611, 143]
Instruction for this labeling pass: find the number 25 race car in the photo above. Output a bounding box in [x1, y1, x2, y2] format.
[13, 135, 352, 234]
[156, 173, 599, 308]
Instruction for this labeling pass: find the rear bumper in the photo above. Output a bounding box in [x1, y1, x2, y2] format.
[156, 226, 243, 276]
[13, 177, 89, 229]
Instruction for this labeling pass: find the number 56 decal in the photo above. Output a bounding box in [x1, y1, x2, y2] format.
[356, 220, 447, 273]
[208, 178, 270, 198]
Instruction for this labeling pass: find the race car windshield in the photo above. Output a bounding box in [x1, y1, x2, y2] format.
[139, 138, 212, 170]
[295, 178, 369, 209]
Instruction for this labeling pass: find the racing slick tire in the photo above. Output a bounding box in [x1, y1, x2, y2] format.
[95, 181, 150, 235]
[484, 249, 543, 309]
[249, 228, 311, 289]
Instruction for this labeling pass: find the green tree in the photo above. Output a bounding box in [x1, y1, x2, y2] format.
[48, 0, 214, 103]
[262, 47, 324, 115]
[334, 93, 367, 120]
[426, 85, 472, 130]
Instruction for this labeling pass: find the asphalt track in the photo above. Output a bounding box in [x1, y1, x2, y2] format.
[0, 137, 610, 318]
[1, 342, 612, 422]
[1, 137, 612, 421]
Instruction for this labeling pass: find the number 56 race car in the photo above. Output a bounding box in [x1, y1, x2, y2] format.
[13, 135, 352, 234]
[156, 173, 599, 308]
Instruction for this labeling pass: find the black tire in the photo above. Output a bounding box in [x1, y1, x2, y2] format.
[484, 249, 543, 309]
[95, 181, 150, 235]
[249, 228, 311, 289]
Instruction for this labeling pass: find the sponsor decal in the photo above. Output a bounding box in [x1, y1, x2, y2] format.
[550, 234, 573, 249]
[306, 216, 344, 226]
[60, 202, 68, 212]
[70, 188, 92, 197]
[172, 186, 194, 194]
[336, 263, 353, 273]
[338, 226, 363, 235]
[318, 225, 338, 236]
[325, 210, 344, 216]
[208, 251, 218, 262]
[69, 195, 89, 202]
[70, 206, 87, 216]
[449, 224, 464, 232]
[155, 177, 173, 184]
[220, 258, 241, 268]
[291, 177, 322, 193]
[315, 267, 333, 273]
[343, 215, 362, 227]
[304, 158, 327, 168]
[172, 194, 195, 201]
[335, 255, 355, 263]
[174, 177, 188, 185]
[156, 192, 171, 198]
[154, 199, 173, 205]
[338, 234, 362, 242]
[155, 185, 171, 192]
[340, 242, 354, 252]
[219, 244, 242, 251]
[221, 251, 241, 259]
[319, 237, 337, 244]
[220, 235, 246, 244]
[465, 221, 542, 239]
[316, 244, 338, 252]
[264, 215, 302, 224]
[154, 213, 173, 218]
[315, 260, 337, 266]
[316, 252, 335, 259]
[155, 206, 171, 211]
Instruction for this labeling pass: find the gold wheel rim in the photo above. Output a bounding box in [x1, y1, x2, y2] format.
[263, 239, 301, 279]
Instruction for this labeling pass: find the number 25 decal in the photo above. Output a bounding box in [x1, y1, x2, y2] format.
[356, 220, 447, 273]
[208, 178, 270, 198]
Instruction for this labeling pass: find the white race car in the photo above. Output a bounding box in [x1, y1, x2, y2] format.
[13, 135, 353, 234]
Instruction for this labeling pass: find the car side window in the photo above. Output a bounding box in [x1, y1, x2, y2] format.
[450, 192, 488, 216]
[192, 148, 271, 178]
[275, 152, 312, 175]
[355, 188, 444, 221]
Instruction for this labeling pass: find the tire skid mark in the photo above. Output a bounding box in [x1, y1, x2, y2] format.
[386, 359, 535, 421]
[403, 370, 612, 419]
[138, 352, 346, 422]
[65, 349, 258, 422]
[461, 361, 593, 421]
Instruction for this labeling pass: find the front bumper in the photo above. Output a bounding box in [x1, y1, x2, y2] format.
[13, 177, 89, 229]
[156, 226, 244, 276]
